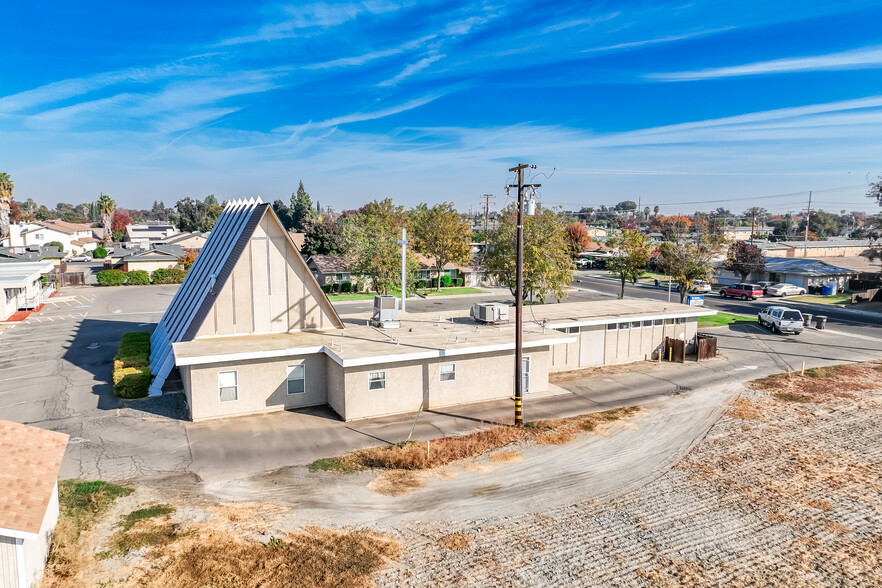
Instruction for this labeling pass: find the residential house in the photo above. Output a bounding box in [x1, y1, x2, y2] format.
[287, 230, 306, 251]
[585, 226, 608, 239]
[19, 221, 99, 255]
[0, 262, 54, 321]
[306, 255, 352, 286]
[0, 420, 68, 588]
[150, 199, 714, 423]
[723, 226, 773, 241]
[115, 244, 184, 273]
[777, 238, 871, 258]
[124, 224, 179, 247]
[715, 257, 857, 289]
[158, 231, 208, 251]
[0, 246, 66, 266]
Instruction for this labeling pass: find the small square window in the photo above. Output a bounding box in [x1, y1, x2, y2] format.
[653, 319, 663, 327]
[219, 371, 238, 403]
[440, 363, 456, 382]
[619, 322, 630, 330]
[369, 371, 386, 390]
[631, 321, 641, 329]
[287, 364, 305, 395]
[607, 323, 617, 331]
[665, 318, 674, 325]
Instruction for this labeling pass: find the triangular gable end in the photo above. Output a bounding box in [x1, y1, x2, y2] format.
[191, 205, 343, 338]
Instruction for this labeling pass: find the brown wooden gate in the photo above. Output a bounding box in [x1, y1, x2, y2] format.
[665, 337, 686, 363]
[696, 333, 717, 361]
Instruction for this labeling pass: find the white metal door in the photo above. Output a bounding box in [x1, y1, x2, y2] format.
[522, 355, 531, 394]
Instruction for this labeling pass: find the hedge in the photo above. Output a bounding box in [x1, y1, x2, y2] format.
[440, 275, 452, 288]
[455, 277, 464, 287]
[151, 268, 187, 284]
[340, 282, 352, 293]
[415, 279, 427, 289]
[113, 332, 152, 399]
[93, 246, 108, 259]
[125, 270, 150, 285]
[322, 284, 333, 293]
[97, 269, 126, 287]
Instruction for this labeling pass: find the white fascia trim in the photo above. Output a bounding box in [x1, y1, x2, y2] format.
[333, 336, 576, 368]
[0, 526, 39, 541]
[546, 309, 716, 329]
[175, 346, 324, 366]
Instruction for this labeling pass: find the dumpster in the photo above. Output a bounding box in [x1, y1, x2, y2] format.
[803, 313, 813, 328]
[815, 315, 828, 329]
[821, 285, 835, 296]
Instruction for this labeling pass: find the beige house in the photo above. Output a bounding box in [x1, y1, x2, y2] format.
[0, 421, 69, 588]
[160, 231, 209, 250]
[150, 200, 714, 423]
[115, 245, 183, 273]
[19, 221, 98, 255]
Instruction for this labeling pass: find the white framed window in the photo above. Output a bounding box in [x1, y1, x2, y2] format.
[619, 322, 630, 330]
[607, 323, 617, 331]
[440, 363, 456, 382]
[287, 364, 305, 395]
[218, 371, 238, 403]
[369, 371, 386, 390]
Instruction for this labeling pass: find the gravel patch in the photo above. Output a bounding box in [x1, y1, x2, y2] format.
[117, 393, 188, 421]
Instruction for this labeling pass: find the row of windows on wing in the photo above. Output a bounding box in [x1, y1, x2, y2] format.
[555, 317, 687, 334]
[217, 362, 460, 401]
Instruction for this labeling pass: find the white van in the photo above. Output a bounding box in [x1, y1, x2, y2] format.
[758, 306, 805, 335]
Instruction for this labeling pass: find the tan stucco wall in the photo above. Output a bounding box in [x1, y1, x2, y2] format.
[187, 353, 328, 421]
[0, 535, 18, 588]
[22, 482, 58, 588]
[340, 349, 551, 421]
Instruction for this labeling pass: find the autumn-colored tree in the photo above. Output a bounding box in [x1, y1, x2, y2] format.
[411, 202, 472, 291]
[111, 210, 133, 241]
[723, 241, 765, 282]
[606, 230, 652, 299]
[178, 249, 198, 269]
[655, 235, 727, 303]
[659, 215, 692, 241]
[486, 204, 572, 303]
[301, 215, 344, 256]
[564, 222, 592, 257]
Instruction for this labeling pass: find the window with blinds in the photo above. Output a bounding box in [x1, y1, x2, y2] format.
[440, 363, 456, 382]
[368, 371, 386, 390]
[287, 364, 305, 395]
[218, 371, 238, 402]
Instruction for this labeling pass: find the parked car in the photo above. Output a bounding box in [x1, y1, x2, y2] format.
[765, 283, 806, 297]
[758, 306, 805, 334]
[756, 280, 777, 294]
[719, 283, 764, 300]
[677, 279, 712, 294]
[67, 254, 91, 262]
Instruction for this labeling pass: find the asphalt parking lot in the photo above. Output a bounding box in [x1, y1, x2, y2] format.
[1, 284, 881, 485]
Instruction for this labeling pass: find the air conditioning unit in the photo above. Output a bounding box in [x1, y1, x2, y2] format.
[370, 295, 400, 329]
[471, 302, 509, 324]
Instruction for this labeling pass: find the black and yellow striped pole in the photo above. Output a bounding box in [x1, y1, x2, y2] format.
[508, 163, 540, 427]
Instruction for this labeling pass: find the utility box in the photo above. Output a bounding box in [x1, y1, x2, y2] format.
[471, 302, 510, 324]
[370, 295, 400, 329]
[686, 294, 705, 306]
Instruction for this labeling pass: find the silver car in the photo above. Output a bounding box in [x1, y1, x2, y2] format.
[765, 283, 806, 297]
[758, 306, 805, 334]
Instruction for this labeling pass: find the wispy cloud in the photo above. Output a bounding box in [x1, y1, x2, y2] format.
[377, 54, 445, 87]
[581, 27, 735, 54]
[303, 34, 436, 70]
[541, 12, 620, 34]
[274, 92, 446, 132]
[218, 0, 408, 46]
[648, 45, 882, 81]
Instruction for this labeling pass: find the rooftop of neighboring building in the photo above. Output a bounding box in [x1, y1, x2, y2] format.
[763, 257, 857, 276]
[307, 254, 350, 274]
[0, 420, 69, 536]
[20, 219, 95, 236]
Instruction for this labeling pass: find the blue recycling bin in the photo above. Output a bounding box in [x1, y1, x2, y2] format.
[686, 294, 705, 306]
[821, 285, 834, 296]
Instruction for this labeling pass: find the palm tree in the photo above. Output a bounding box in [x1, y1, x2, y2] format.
[97, 194, 115, 242]
[0, 172, 13, 241]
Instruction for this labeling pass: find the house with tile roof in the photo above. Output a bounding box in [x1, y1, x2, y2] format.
[19, 221, 99, 255]
[0, 420, 68, 588]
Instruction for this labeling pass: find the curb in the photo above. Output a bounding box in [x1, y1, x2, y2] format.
[774, 298, 882, 318]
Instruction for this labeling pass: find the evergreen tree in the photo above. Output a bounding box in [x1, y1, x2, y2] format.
[290, 181, 314, 230]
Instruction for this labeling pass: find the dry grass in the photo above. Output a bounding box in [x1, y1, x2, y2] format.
[751, 362, 882, 399]
[489, 451, 522, 463]
[101, 505, 181, 557]
[314, 406, 642, 472]
[142, 527, 402, 588]
[550, 362, 658, 383]
[438, 533, 471, 551]
[728, 398, 763, 420]
[367, 470, 427, 496]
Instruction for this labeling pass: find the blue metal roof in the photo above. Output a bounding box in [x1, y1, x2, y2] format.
[148, 199, 265, 395]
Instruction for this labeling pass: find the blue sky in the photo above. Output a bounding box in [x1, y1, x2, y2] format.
[3, 0, 882, 215]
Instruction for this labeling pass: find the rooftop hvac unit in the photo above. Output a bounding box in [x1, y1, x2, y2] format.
[370, 295, 400, 329]
[471, 302, 509, 324]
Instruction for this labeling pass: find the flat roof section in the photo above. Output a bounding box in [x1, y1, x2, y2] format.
[0, 261, 54, 288]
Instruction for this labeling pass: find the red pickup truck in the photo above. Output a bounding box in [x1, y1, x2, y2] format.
[719, 283, 764, 300]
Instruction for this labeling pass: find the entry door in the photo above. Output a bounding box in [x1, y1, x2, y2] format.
[522, 356, 531, 394]
[470, 272, 477, 286]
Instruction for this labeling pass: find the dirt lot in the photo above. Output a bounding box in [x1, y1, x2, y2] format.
[43, 362, 882, 587]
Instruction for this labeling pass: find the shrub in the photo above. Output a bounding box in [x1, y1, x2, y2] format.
[430, 278, 438, 288]
[341, 282, 352, 293]
[113, 331, 152, 398]
[97, 269, 126, 286]
[322, 284, 333, 294]
[332, 282, 341, 293]
[151, 268, 187, 284]
[125, 270, 150, 285]
[415, 279, 426, 289]
[93, 246, 108, 259]
[455, 278, 464, 287]
[46, 241, 65, 253]
[441, 274, 452, 288]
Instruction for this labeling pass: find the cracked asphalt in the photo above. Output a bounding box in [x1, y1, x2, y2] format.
[1, 285, 880, 488]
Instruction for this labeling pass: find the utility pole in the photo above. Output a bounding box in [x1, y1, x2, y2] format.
[479, 193, 495, 269]
[507, 164, 540, 427]
[397, 228, 408, 312]
[803, 191, 812, 257]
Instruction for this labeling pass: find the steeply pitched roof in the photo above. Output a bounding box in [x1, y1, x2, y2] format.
[150, 200, 343, 395]
[0, 420, 68, 537]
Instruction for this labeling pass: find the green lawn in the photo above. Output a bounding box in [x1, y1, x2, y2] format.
[788, 294, 852, 305]
[604, 271, 668, 283]
[697, 312, 758, 328]
[327, 287, 487, 301]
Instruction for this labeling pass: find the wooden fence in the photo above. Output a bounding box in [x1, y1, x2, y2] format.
[664, 337, 686, 363]
[695, 333, 718, 361]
